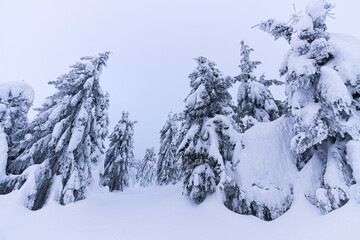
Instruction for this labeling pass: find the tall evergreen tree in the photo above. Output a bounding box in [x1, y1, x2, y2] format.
[102, 111, 136, 192]
[259, 0, 360, 213]
[234, 41, 283, 131]
[178, 56, 237, 204]
[137, 148, 157, 187]
[6, 52, 110, 210]
[157, 112, 179, 185]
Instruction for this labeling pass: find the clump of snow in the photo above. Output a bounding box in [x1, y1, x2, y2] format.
[305, 0, 334, 21]
[290, 88, 312, 110]
[184, 84, 207, 110]
[0, 81, 34, 103]
[318, 67, 352, 116]
[286, 53, 316, 81]
[328, 33, 360, 87]
[292, 103, 320, 127]
[294, 14, 313, 31]
[177, 124, 199, 152]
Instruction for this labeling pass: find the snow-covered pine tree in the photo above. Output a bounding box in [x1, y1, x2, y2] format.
[102, 111, 136, 192]
[259, 0, 360, 213]
[177, 56, 238, 204]
[234, 41, 283, 131]
[0, 82, 34, 194]
[157, 112, 179, 185]
[137, 148, 157, 187]
[6, 52, 110, 210]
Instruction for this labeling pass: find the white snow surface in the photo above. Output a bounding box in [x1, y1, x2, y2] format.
[0, 184, 359, 240]
[0, 115, 359, 239]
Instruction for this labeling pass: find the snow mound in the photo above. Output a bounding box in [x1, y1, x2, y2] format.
[230, 117, 298, 218]
[235, 117, 297, 189]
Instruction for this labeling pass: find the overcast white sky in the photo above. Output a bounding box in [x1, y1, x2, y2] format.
[0, 0, 359, 158]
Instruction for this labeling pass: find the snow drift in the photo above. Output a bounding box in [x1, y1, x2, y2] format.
[224, 117, 297, 220]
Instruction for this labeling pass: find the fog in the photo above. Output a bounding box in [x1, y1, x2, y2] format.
[1, 0, 359, 158]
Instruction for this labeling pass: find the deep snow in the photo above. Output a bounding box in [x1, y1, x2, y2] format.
[0, 183, 359, 240]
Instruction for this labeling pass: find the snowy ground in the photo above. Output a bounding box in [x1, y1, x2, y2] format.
[0, 184, 359, 240]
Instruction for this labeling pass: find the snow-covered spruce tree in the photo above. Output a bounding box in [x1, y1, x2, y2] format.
[234, 41, 283, 131]
[156, 113, 180, 185]
[137, 148, 157, 187]
[259, 0, 360, 213]
[102, 111, 136, 192]
[0, 82, 34, 194]
[6, 52, 110, 210]
[177, 56, 238, 204]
